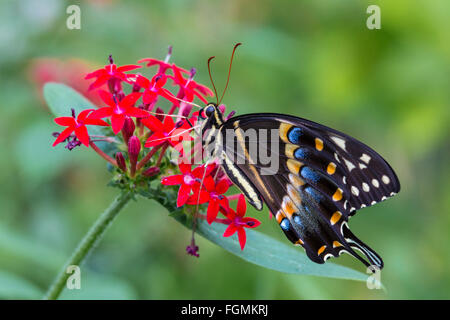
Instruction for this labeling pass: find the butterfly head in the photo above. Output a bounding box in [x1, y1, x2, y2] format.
[199, 103, 225, 129]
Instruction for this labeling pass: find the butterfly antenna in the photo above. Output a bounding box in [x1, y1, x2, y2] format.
[218, 42, 242, 105]
[207, 56, 219, 105]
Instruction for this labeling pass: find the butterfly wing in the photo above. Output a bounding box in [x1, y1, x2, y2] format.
[218, 113, 400, 268]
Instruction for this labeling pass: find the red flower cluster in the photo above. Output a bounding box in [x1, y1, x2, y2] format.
[51, 47, 261, 256]
[161, 161, 260, 250]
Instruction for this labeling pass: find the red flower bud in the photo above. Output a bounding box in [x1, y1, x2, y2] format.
[121, 117, 135, 144]
[142, 166, 160, 177]
[115, 152, 127, 172]
[128, 135, 141, 177]
[128, 136, 141, 164]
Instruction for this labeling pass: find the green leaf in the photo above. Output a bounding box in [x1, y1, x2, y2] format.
[43, 82, 97, 119]
[43, 82, 114, 153]
[173, 214, 368, 282]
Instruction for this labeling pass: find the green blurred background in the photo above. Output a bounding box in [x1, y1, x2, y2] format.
[0, 0, 449, 299]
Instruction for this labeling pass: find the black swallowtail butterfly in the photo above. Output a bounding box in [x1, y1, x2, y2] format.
[195, 44, 400, 269]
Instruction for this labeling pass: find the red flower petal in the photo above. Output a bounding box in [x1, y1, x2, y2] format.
[206, 200, 220, 224]
[241, 217, 261, 229]
[85, 69, 105, 80]
[236, 194, 247, 217]
[144, 132, 166, 148]
[87, 75, 110, 91]
[142, 91, 158, 104]
[141, 116, 163, 132]
[223, 224, 237, 237]
[75, 125, 90, 147]
[89, 107, 113, 119]
[178, 162, 191, 174]
[237, 228, 247, 250]
[110, 114, 125, 134]
[125, 107, 149, 118]
[216, 179, 230, 194]
[84, 118, 110, 126]
[54, 117, 75, 126]
[98, 90, 116, 108]
[52, 127, 74, 146]
[177, 183, 191, 207]
[116, 64, 141, 72]
[77, 109, 93, 122]
[120, 92, 142, 108]
[161, 174, 183, 185]
[163, 115, 175, 133]
[135, 74, 150, 87]
[186, 190, 210, 205]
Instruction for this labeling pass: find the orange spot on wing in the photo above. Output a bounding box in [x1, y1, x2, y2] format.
[332, 188, 343, 201]
[330, 211, 342, 225]
[318, 245, 326, 255]
[315, 138, 324, 151]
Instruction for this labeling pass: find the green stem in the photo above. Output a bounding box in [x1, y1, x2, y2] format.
[43, 191, 133, 300]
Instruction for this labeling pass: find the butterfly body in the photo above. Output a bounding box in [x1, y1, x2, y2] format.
[198, 103, 400, 269]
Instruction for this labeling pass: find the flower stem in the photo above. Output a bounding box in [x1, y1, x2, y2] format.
[43, 191, 133, 300]
[90, 141, 118, 167]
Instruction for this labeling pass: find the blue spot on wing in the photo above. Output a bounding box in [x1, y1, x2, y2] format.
[301, 166, 320, 183]
[294, 148, 308, 160]
[280, 218, 290, 231]
[293, 215, 303, 227]
[288, 127, 302, 144]
[305, 186, 323, 203]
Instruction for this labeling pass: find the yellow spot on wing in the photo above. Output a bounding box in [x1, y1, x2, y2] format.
[279, 123, 293, 144]
[287, 184, 302, 206]
[318, 245, 326, 255]
[289, 173, 305, 189]
[315, 138, 324, 151]
[295, 239, 304, 246]
[330, 211, 342, 225]
[332, 188, 343, 201]
[327, 162, 336, 175]
[287, 159, 303, 174]
[285, 144, 297, 159]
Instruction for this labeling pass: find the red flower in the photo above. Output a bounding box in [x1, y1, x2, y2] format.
[138, 59, 189, 76]
[85, 62, 141, 90]
[53, 109, 109, 147]
[138, 46, 189, 75]
[89, 90, 148, 134]
[142, 115, 192, 149]
[135, 74, 178, 105]
[187, 177, 230, 224]
[222, 195, 261, 250]
[170, 65, 214, 103]
[161, 162, 216, 207]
